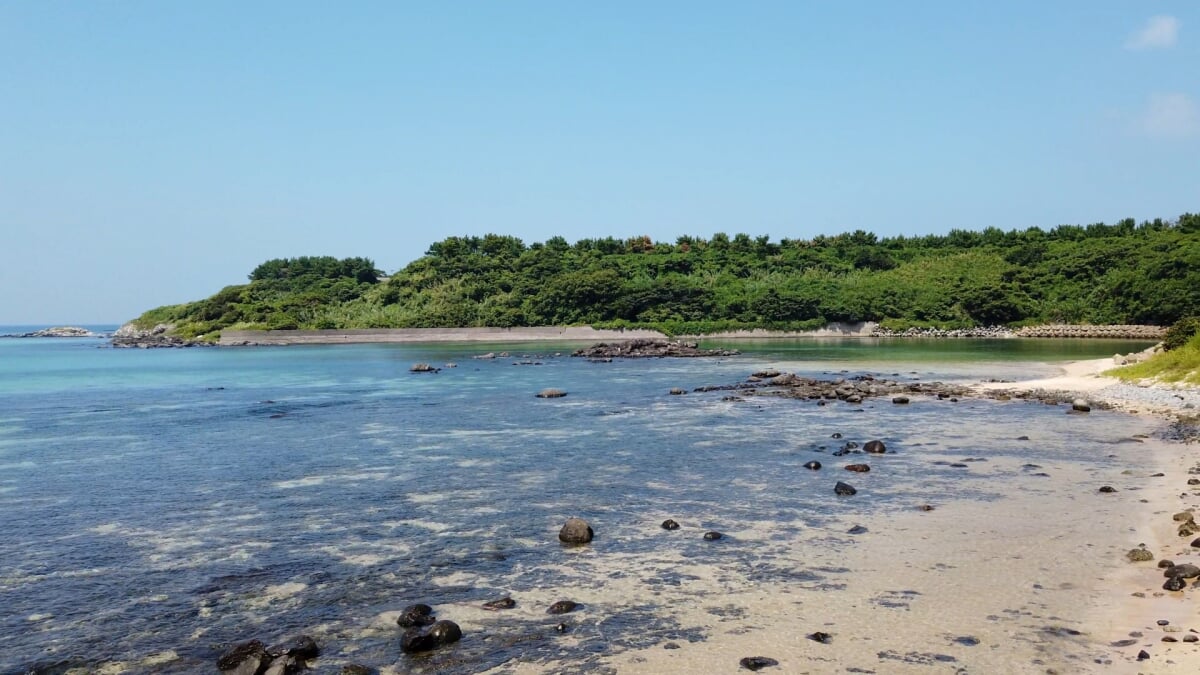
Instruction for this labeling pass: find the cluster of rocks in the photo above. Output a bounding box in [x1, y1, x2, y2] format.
[1015, 324, 1166, 339]
[870, 326, 1015, 339]
[2, 326, 98, 338]
[111, 322, 207, 348]
[699, 370, 974, 404]
[217, 635, 321, 675]
[572, 339, 739, 359]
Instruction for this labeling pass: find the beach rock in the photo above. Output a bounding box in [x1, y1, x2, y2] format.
[1178, 520, 1199, 537]
[1126, 547, 1155, 562]
[1098, 486, 1117, 493]
[669, 388, 687, 395]
[558, 517, 594, 544]
[1173, 511, 1195, 522]
[847, 525, 868, 535]
[918, 504, 935, 511]
[1158, 560, 1175, 569]
[661, 519, 681, 530]
[845, 464, 870, 473]
[831, 433, 843, 439]
[547, 600, 579, 615]
[1138, 650, 1150, 661]
[1163, 577, 1187, 591]
[664, 642, 680, 649]
[1165, 563, 1200, 579]
[1185, 635, 1199, 643]
[262, 655, 301, 675]
[807, 631, 832, 644]
[1071, 398, 1091, 412]
[863, 440, 886, 454]
[397, 603, 436, 628]
[703, 531, 724, 541]
[1193, 538, 1200, 548]
[803, 461, 822, 470]
[400, 620, 462, 653]
[482, 597, 516, 610]
[834, 481, 857, 496]
[739, 656, 779, 671]
[266, 635, 319, 660]
[410, 363, 438, 373]
[217, 640, 270, 674]
[537, 388, 568, 398]
[572, 339, 739, 359]
[892, 396, 910, 404]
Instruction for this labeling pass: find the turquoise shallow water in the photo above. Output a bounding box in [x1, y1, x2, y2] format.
[0, 335, 1161, 673]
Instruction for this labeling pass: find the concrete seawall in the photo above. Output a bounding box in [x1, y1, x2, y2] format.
[218, 326, 667, 346]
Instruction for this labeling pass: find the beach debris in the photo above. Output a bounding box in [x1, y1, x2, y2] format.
[953, 636, 980, 646]
[547, 600, 579, 615]
[536, 388, 568, 398]
[863, 440, 886, 453]
[401, 620, 462, 653]
[558, 517, 594, 544]
[807, 631, 832, 644]
[397, 603, 436, 628]
[803, 461, 822, 470]
[1126, 547, 1155, 562]
[482, 597, 515, 610]
[918, 504, 935, 511]
[409, 363, 438, 373]
[739, 656, 779, 670]
[845, 464, 870, 473]
[661, 519, 680, 530]
[703, 530, 724, 541]
[834, 481, 857, 496]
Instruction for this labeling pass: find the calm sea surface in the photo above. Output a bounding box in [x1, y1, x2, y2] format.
[0, 332, 1162, 673]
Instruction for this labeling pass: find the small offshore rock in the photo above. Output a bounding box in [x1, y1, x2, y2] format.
[661, 518, 681, 530]
[537, 388, 568, 399]
[559, 517, 594, 544]
[410, 363, 438, 373]
[1098, 486, 1117, 493]
[834, 481, 857, 496]
[400, 620, 462, 653]
[217, 640, 270, 674]
[892, 396, 910, 404]
[555, 622, 570, 633]
[739, 656, 779, 671]
[1072, 398, 1091, 412]
[845, 464, 870, 473]
[1126, 548, 1155, 562]
[703, 531, 724, 541]
[669, 387, 687, 395]
[803, 461, 822, 470]
[397, 603, 436, 628]
[807, 631, 832, 644]
[482, 597, 516, 610]
[547, 600, 579, 615]
[863, 440, 886, 454]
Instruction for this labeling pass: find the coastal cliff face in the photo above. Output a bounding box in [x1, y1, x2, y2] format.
[112, 322, 205, 348]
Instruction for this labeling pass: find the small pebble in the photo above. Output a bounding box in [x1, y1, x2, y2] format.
[1137, 650, 1150, 661]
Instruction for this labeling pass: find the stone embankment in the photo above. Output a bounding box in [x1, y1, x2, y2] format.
[1014, 324, 1166, 339]
[870, 326, 1015, 339]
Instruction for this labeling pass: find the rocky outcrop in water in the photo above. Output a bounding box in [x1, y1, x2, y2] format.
[111, 322, 206, 348]
[572, 339, 739, 359]
[3, 326, 98, 338]
[217, 635, 320, 674]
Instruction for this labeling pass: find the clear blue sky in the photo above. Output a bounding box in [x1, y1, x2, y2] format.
[1, 2, 1196, 324]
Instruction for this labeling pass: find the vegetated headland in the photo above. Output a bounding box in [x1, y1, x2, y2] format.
[119, 213, 1199, 344]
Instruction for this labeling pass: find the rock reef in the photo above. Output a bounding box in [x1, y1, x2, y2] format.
[573, 338, 739, 359]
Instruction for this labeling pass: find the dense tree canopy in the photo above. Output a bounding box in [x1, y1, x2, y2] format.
[131, 215, 1200, 339]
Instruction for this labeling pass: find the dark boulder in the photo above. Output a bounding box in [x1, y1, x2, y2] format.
[863, 440, 886, 454]
[1098, 486, 1117, 493]
[808, 631, 832, 644]
[803, 461, 822, 470]
[844, 464, 870, 473]
[1166, 563, 1200, 579]
[262, 655, 301, 675]
[547, 600, 579, 615]
[397, 603, 436, 628]
[834, 481, 857, 496]
[892, 396, 910, 404]
[217, 640, 270, 675]
[739, 656, 779, 670]
[558, 517, 594, 544]
[847, 525, 868, 535]
[266, 635, 319, 660]
[703, 531, 724, 541]
[401, 620, 462, 654]
[661, 519, 681, 530]
[1163, 576, 1187, 591]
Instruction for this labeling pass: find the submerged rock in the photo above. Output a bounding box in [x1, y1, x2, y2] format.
[558, 517, 594, 544]
[661, 519, 681, 530]
[845, 464, 870, 473]
[401, 620, 462, 653]
[834, 481, 857, 496]
[537, 388, 568, 398]
[482, 597, 516, 610]
[217, 640, 270, 675]
[266, 635, 319, 660]
[863, 440, 886, 454]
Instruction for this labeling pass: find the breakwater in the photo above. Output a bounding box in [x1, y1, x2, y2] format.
[1014, 324, 1165, 339]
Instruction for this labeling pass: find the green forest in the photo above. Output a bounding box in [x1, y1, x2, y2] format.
[131, 214, 1200, 340]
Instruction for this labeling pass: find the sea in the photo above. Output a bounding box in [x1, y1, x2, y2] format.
[0, 328, 1168, 673]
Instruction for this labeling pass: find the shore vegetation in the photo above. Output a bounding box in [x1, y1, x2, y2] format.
[1109, 318, 1200, 385]
[127, 215, 1200, 340]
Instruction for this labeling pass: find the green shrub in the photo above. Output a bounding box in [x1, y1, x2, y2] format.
[1164, 317, 1200, 351]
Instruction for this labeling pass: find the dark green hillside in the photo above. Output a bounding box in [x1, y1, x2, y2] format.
[128, 215, 1200, 340]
